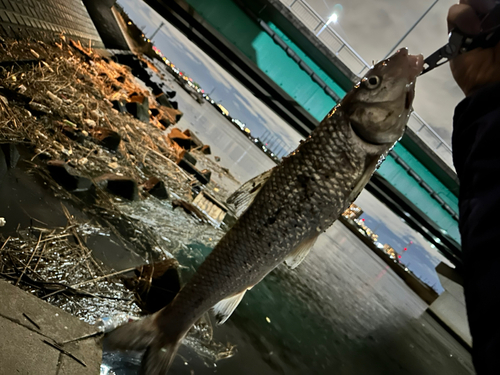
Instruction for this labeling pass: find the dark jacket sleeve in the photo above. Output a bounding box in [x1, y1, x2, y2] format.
[452, 82, 500, 374]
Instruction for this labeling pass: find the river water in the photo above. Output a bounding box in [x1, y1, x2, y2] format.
[101, 72, 474, 374]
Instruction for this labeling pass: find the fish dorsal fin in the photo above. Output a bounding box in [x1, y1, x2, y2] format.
[227, 169, 273, 218]
[212, 289, 247, 325]
[284, 234, 319, 269]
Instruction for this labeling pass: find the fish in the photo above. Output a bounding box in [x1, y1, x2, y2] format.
[106, 48, 424, 374]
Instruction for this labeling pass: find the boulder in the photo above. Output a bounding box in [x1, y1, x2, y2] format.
[47, 160, 93, 192]
[95, 173, 138, 201]
[143, 176, 169, 200]
[90, 127, 121, 152]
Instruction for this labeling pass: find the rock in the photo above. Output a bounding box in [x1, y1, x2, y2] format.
[90, 127, 121, 152]
[122, 259, 180, 313]
[159, 117, 171, 129]
[0, 217, 5, 227]
[183, 129, 203, 149]
[96, 173, 138, 201]
[150, 108, 160, 117]
[200, 169, 212, 183]
[169, 101, 178, 110]
[47, 160, 93, 192]
[167, 128, 202, 150]
[168, 128, 193, 150]
[111, 100, 127, 113]
[214, 156, 221, 162]
[0, 143, 20, 169]
[166, 90, 176, 99]
[177, 158, 210, 185]
[156, 93, 173, 108]
[143, 176, 169, 200]
[125, 101, 149, 123]
[200, 145, 211, 155]
[177, 149, 197, 166]
[163, 107, 183, 124]
[172, 199, 208, 222]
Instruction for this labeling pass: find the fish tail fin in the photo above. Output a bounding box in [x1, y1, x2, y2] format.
[140, 336, 184, 375]
[106, 310, 188, 375]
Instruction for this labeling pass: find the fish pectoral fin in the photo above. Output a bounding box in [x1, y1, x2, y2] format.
[227, 169, 273, 218]
[212, 289, 247, 325]
[284, 234, 319, 269]
[347, 158, 379, 203]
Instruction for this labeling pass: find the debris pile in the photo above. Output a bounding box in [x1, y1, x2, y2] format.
[0, 207, 140, 324]
[0, 36, 239, 366]
[0, 37, 237, 314]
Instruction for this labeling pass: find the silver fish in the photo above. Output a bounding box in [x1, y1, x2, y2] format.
[106, 48, 424, 374]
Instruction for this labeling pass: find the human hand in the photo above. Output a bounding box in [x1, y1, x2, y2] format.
[448, 0, 500, 96]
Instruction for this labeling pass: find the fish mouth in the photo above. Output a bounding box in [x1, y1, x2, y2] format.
[405, 51, 424, 82]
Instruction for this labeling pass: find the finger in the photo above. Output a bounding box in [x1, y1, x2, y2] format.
[448, 4, 482, 34]
[459, 0, 496, 16]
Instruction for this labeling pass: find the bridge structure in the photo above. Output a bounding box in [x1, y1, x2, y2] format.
[143, 0, 462, 268]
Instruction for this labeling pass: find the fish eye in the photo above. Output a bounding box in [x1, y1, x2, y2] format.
[364, 76, 381, 89]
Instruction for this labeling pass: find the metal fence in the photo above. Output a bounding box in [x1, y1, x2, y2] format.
[279, 0, 454, 168]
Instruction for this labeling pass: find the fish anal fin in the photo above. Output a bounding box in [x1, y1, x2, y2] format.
[284, 234, 319, 269]
[227, 169, 273, 218]
[212, 289, 247, 325]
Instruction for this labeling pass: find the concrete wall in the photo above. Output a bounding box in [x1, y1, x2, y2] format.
[0, 0, 103, 47]
[428, 263, 472, 348]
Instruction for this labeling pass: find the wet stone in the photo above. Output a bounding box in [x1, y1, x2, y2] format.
[90, 127, 121, 152]
[47, 160, 94, 192]
[96, 173, 138, 201]
[143, 176, 169, 200]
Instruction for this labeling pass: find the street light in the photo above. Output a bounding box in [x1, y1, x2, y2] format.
[316, 12, 338, 37]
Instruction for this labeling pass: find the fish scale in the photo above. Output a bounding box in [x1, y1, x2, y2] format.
[106, 48, 424, 375]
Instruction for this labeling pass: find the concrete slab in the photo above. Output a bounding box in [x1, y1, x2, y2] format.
[0, 279, 98, 343]
[0, 318, 60, 375]
[0, 280, 102, 374]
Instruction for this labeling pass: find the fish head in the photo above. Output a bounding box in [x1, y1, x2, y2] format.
[342, 48, 424, 145]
